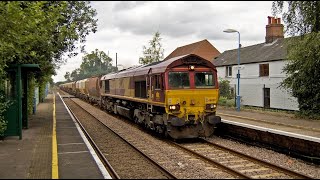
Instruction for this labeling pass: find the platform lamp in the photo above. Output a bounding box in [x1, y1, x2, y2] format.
[223, 28, 241, 111]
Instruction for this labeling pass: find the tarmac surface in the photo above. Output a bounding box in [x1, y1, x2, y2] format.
[0, 93, 53, 178]
[0, 92, 319, 178]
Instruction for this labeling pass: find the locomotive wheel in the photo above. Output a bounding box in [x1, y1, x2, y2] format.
[134, 116, 139, 124]
[164, 127, 169, 138]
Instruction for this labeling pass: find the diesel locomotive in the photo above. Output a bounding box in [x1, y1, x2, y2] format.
[60, 54, 221, 139]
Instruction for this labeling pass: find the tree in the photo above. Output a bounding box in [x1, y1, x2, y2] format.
[64, 72, 71, 82]
[0, 1, 98, 132]
[272, 1, 320, 118]
[69, 49, 118, 81]
[139, 31, 164, 65]
[0, 1, 97, 79]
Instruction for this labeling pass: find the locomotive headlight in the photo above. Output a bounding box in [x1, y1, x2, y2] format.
[206, 104, 217, 110]
[169, 104, 180, 111]
[189, 65, 195, 70]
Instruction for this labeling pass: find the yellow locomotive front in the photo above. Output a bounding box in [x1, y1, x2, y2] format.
[163, 58, 221, 139]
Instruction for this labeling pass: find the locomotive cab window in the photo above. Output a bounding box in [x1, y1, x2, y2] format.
[195, 72, 215, 88]
[168, 72, 190, 89]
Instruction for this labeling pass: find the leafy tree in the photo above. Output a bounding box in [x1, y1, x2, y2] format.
[139, 31, 164, 65]
[64, 72, 71, 82]
[272, 1, 320, 118]
[0, 1, 98, 134]
[68, 49, 118, 81]
[0, 2, 97, 77]
[272, 1, 320, 36]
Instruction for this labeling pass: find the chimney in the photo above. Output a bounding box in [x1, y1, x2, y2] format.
[265, 16, 284, 43]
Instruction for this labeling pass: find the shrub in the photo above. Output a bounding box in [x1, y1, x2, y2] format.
[0, 92, 11, 137]
[219, 78, 233, 99]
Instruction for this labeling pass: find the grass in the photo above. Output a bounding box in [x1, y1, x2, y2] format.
[218, 96, 235, 108]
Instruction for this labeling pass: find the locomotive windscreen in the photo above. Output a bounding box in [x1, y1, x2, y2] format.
[195, 72, 215, 88]
[168, 72, 190, 89]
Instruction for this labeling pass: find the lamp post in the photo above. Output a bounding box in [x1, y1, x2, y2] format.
[223, 29, 241, 111]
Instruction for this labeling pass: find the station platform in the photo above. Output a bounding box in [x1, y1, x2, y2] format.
[0, 91, 110, 179]
[216, 106, 320, 140]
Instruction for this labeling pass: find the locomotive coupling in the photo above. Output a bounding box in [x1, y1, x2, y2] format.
[168, 117, 185, 127]
[207, 115, 221, 125]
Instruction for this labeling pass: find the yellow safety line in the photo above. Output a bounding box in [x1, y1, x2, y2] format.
[52, 93, 59, 179]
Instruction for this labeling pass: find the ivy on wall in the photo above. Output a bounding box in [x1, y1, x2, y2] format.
[27, 73, 36, 115]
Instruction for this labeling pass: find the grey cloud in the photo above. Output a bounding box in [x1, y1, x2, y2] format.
[112, 2, 220, 38]
[54, 1, 274, 82]
[113, 1, 148, 12]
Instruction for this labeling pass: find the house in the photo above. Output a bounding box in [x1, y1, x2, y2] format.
[164, 39, 221, 61]
[212, 16, 299, 111]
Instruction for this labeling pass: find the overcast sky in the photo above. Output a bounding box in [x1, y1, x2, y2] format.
[53, 1, 277, 83]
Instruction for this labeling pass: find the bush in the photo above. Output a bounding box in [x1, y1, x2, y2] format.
[218, 96, 235, 107]
[0, 117, 7, 137]
[0, 92, 11, 137]
[218, 96, 228, 105]
[219, 78, 233, 99]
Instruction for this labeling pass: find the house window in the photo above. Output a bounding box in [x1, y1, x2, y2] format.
[226, 66, 232, 77]
[260, 64, 269, 76]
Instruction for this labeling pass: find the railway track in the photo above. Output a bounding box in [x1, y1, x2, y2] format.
[58, 89, 315, 179]
[62, 96, 176, 179]
[171, 139, 312, 179]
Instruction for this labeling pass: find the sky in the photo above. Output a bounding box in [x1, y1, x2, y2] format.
[53, 1, 278, 83]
